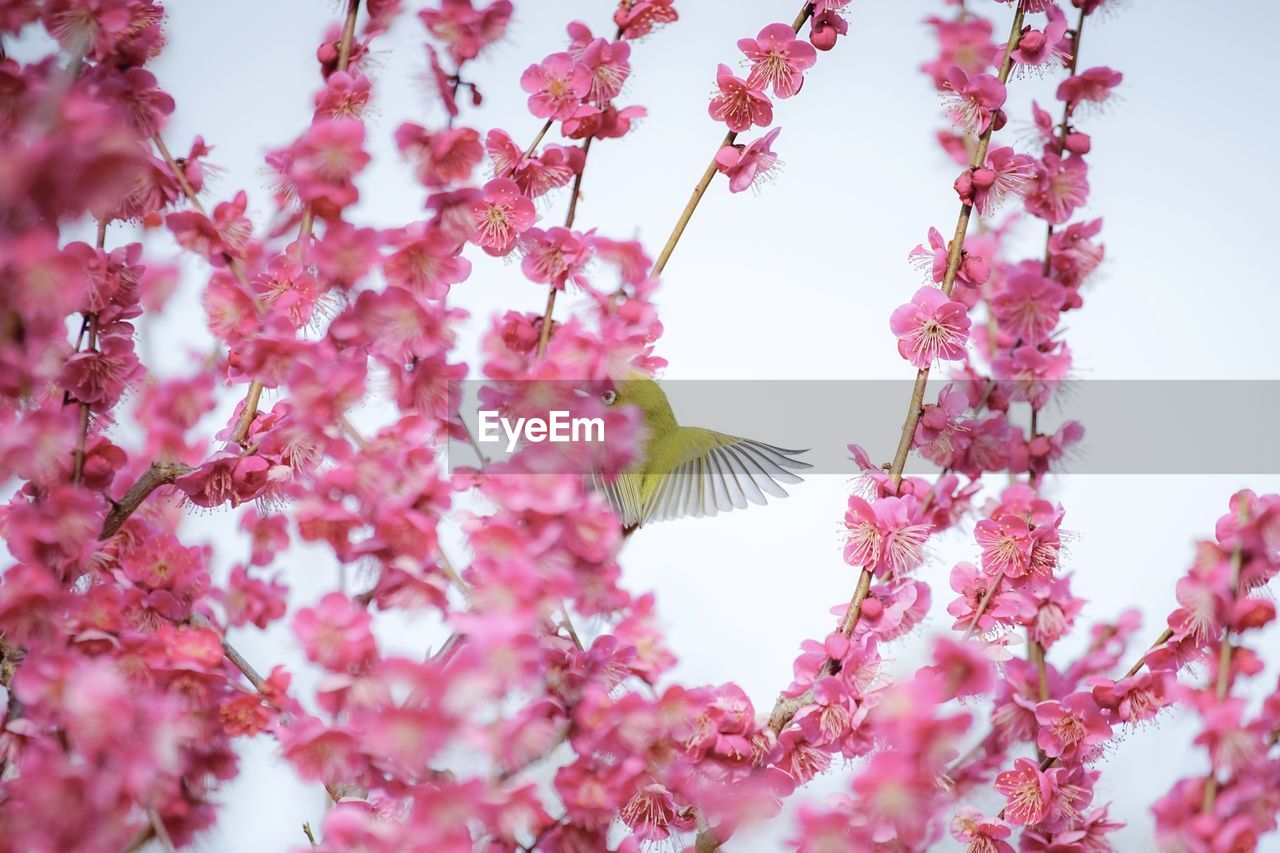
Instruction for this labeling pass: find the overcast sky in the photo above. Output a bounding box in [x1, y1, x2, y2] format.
[19, 0, 1280, 848]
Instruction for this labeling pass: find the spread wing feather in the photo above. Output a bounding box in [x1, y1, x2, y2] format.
[640, 429, 809, 525]
[594, 429, 810, 527]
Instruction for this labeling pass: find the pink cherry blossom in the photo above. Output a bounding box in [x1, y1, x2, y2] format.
[738, 22, 818, 99]
[990, 271, 1066, 345]
[418, 0, 513, 64]
[520, 226, 593, 289]
[1057, 66, 1123, 106]
[1035, 691, 1112, 762]
[394, 123, 483, 188]
[843, 495, 931, 576]
[468, 177, 536, 256]
[1025, 152, 1089, 225]
[950, 809, 1014, 853]
[889, 285, 972, 368]
[708, 63, 773, 132]
[292, 592, 377, 672]
[923, 16, 999, 87]
[941, 67, 1007, 134]
[520, 52, 591, 120]
[714, 127, 781, 193]
[613, 0, 677, 40]
[576, 35, 631, 105]
[954, 146, 1037, 216]
[286, 118, 371, 217]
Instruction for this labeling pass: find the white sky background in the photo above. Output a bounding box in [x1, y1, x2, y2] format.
[15, 0, 1280, 849]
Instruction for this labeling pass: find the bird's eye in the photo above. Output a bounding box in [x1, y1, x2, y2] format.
[601, 390, 617, 405]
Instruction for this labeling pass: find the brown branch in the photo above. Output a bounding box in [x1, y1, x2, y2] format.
[961, 569, 1005, 640]
[336, 0, 360, 70]
[650, 128, 735, 278]
[98, 461, 192, 540]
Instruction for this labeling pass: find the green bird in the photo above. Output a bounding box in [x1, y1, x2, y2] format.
[592, 377, 810, 531]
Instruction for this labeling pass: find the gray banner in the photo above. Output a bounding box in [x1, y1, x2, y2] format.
[445, 380, 1280, 475]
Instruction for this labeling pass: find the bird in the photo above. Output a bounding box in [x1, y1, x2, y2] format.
[591, 376, 810, 532]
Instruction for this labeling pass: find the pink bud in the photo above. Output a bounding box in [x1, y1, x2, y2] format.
[808, 10, 847, 51]
[1065, 131, 1092, 155]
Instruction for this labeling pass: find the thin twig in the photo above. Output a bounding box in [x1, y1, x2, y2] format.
[99, 461, 193, 540]
[148, 810, 176, 853]
[336, 0, 360, 70]
[962, 569, 1005, 640]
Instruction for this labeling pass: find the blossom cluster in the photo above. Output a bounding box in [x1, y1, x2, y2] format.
[1, 0, 1278, 851]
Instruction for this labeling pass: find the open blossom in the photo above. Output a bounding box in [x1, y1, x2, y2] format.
[469, 177, 535, 256]
[1048, 218, 1105, 287]
[995, 758, 1080, 826]
[950, 810, 1014, 853]
[312, 70, 371, 120]
[394, 123, 483, 188]
[58, 330, 144, 412]
[974, 516, 1034, 578]
[990, 271, 1066, 345]
[941, 67, 1006, 134]
[1025, 152, 1089, 225]
[1035, 692, 1112, 762]
[948, 561, 1022, 634]
[562, 102, 647, 140]
[955, 146, 1037, 216]
[175, 450, 283, 508]
[288, 118, 371, 216]
[293, 592, 377, 672]
[1057, 66, 1123, 106]
[738, 22, 818, 99]
[890, 285, 972, 368]
[384, 222, 472, 299]
[520, 226, 592, 289]
[914, 383, 969, 465]
[843, 495, 931, 576]
[520, 52, 591, 120]
[576, 35, 631, 104]
[418, 0, 513, 64]
[613, 0, 678, 39]
[166, 190, 252, 266]
[909, 226, 990, 290]
[714, 127, 781, 193]
[708, 63, 772, 132]
[923, 16, 999, 87]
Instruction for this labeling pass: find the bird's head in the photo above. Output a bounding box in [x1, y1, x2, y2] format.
[601, 376, 676, 430]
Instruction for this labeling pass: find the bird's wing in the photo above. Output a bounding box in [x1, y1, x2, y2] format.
[592, 468, 647, 529]
[640, 427, 810, 525]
